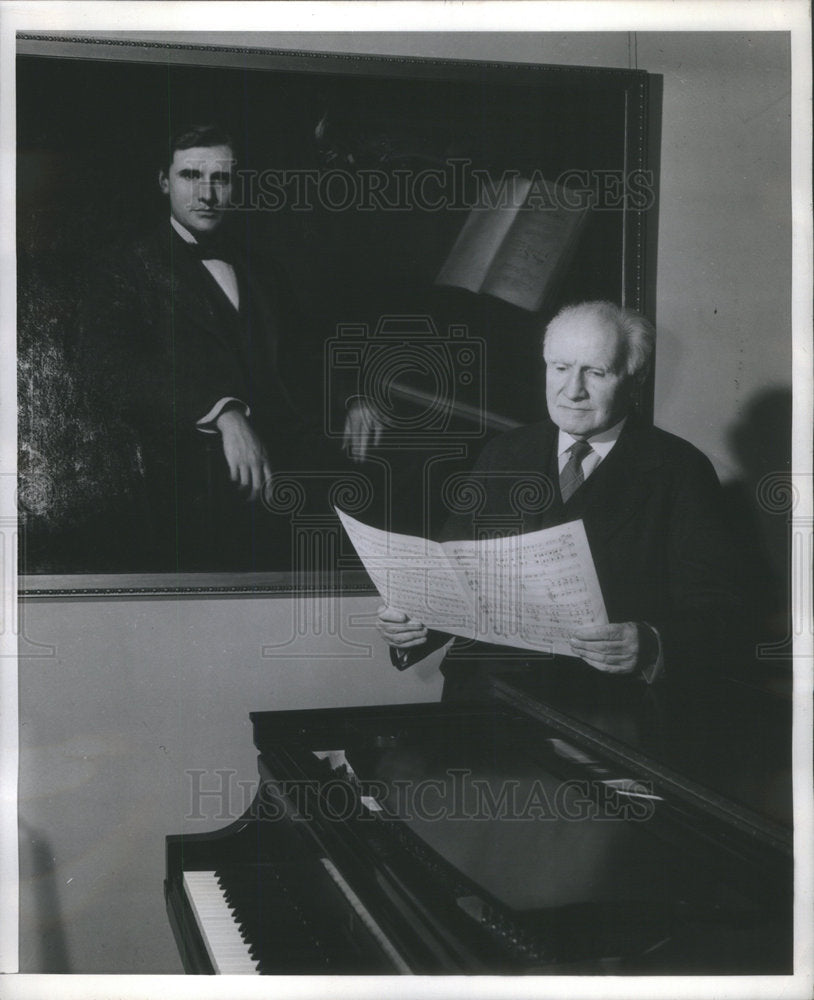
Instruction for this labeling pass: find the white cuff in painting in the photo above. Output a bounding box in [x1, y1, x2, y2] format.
[196, 397, 251, 433]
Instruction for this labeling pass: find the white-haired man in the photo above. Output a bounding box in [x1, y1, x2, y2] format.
[378, 301, 742, 698]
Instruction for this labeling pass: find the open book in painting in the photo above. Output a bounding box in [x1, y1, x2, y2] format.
[435, 175, 590, 312]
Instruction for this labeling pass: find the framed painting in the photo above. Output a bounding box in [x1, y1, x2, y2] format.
[16, 32, 658, 594]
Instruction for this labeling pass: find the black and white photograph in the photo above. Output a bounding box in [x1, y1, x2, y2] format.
[3, 2, 812, 997]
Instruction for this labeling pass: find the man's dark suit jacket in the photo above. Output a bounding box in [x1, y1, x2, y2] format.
[79, 225, 315, 570]
[395, 416, 744, 692]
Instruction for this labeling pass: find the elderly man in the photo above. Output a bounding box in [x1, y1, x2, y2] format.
[378, 301, 742, 697]
[80, 125, 309, 569]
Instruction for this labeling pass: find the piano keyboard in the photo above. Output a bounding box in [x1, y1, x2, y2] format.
[183, 870, 259, 974]
[180, 860, 394, 974]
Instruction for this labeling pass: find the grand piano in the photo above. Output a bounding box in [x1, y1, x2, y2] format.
[165, 660, 792, 975]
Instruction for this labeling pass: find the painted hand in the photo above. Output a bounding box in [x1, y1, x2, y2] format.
[343, 398, 385, 462]
[215, 409, 272, 502]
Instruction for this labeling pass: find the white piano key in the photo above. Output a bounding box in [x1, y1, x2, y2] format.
[183, 869, 260, 975]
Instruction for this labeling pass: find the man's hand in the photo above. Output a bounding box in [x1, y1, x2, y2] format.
[343, 398, 385, 463]
[569, 622, 657, 675]
[377, 605, 428, 650]
[215, 408, 272, 502]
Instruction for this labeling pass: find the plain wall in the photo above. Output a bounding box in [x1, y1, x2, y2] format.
[18, 593, 446, 972]
[18, 31, 792, 973]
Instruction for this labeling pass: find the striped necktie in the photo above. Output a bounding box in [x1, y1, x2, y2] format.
[560, 440, 593, 503]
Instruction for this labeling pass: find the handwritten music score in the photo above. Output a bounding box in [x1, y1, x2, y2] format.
[336, 509, 608, 656]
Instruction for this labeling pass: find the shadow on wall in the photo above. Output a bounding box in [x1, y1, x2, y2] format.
[721, 386, 793, 668]
[18, 818, 72, 972]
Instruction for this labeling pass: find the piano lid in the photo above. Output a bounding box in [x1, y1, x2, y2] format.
[246, 696, 791, 973]
[488, 660, 792, 831]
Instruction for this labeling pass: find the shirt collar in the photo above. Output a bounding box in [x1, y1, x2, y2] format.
[557, 416, 628, 459]
[170, 217, 197, 245]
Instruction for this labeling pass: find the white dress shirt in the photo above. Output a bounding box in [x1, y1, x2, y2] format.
[555, 417, 627, 480]
[171, 216, 239, 310]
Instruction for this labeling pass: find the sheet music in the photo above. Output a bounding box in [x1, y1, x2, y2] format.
[336, 509, 477, 633]
[337, 509, 607, 656]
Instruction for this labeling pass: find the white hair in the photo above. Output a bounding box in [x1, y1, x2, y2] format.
[543, 301, 655, 382]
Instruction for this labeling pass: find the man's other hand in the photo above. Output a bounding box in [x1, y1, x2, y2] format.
[343, 398, 384, 462]
[215, 408, 272, 502]
[377, 606, 428, 650]
[569, 622, 656, 675]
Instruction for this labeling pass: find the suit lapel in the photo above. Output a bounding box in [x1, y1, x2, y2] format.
[565, 418, 663, 543]
[156, 229, 239, 342]
[506, 422, 563, 531]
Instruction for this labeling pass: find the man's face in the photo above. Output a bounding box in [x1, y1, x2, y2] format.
[158, 144, 234, 238]
[544, 314, 636, 438]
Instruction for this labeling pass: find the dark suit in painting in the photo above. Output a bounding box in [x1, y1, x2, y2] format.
[398, 417, 743, 694]
[79, 225, 315, 570]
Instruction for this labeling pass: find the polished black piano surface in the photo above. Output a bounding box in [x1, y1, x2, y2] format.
[165, 663, 792, 975]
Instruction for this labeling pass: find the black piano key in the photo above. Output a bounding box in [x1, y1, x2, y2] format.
[211, 863, 350, 973]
